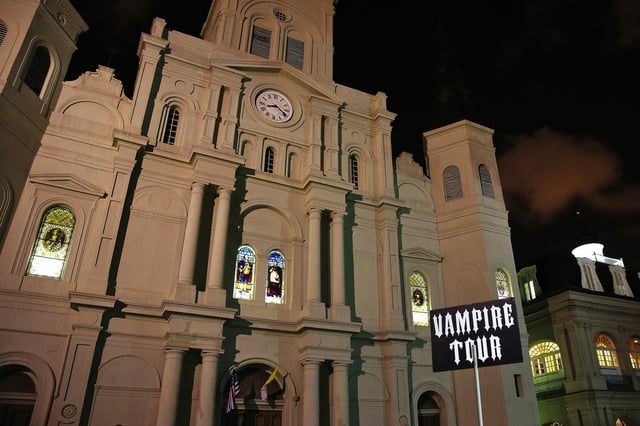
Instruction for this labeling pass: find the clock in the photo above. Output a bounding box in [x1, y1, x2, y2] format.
[255, 89, 293, 123]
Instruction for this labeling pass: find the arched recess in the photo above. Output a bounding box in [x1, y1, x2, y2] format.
[413, 381, 457, 426]
[0, 176, 13, 243]
[0, 352, 56, 426]
[218, 360, 297, 426]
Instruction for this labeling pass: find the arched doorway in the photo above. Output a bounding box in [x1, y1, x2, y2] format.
[0, 365, 36, 425]
[417, 391, 441, 426]
[222, 364, 285, 426]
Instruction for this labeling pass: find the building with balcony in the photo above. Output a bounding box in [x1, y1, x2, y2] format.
[519, 243, 640, 426]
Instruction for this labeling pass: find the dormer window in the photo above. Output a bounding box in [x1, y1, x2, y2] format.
[250, 26, 271, 59]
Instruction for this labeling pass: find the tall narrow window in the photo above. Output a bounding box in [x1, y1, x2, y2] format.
[0, 21, 7, 47]
[263, 147, 275, 173]
[250, 26, 271, 59]
[266, 250, 285, 304]
[410, 271, 429, 326]
[349, 154, 359, 189]
[234, 245, 256, 300]
[523, 279, 536, 301]
[479, 164, 494, 198]
[443, 165, 462, 200]
[417, 392, 440, 425]
[594, 334, 619, 369]
[628, 336, 640, 370]
[24, 45, 51, 97]
[26, 205, 75, 279]
[160, 105, 180, 145]
[285, 37, 304, 70]
[495, 268, 511, 299]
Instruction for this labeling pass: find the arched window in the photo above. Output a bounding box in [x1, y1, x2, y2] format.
[159, 104, 180, 145]
[443, 165, 462, 200]
[24, 45, 51, 97]
[263, 147, 275, 173]
[529, 341, 563, 377]
[234, 245, 256, 300]
[265, 251, 285, 304]
[409, 271, 429, 326]
[594, 334, 619, 369]
[495, 268, 511, 299]
[250, 26, 271, 59]
[26, 205, 75, 279]
[478, 164, 494, 198]
[628, 336, 640, 370]
[285, 36, 304, 70]
[349, 154, 359, 190]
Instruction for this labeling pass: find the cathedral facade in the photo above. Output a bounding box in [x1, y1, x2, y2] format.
[0, 1, 541, 425]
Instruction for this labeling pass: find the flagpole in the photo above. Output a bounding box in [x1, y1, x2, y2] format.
[473, 345, 484, 426]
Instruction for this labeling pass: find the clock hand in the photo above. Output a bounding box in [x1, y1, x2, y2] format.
[268, 104, 286, 114]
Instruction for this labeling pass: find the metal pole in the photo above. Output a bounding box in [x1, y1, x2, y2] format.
[474, 344, 484, 426]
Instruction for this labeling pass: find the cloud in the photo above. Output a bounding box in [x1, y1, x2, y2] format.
[497, 127, 640, 222]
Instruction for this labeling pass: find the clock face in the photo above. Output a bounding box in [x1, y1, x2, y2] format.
[255, 90, 293, 122]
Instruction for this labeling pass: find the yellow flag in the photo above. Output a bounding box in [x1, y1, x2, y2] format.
[260, 368, 278, 400]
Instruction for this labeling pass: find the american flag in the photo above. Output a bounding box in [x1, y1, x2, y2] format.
[226, 366, 240, 413]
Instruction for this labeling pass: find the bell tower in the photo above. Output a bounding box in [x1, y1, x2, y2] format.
[0, 0, 86, 242]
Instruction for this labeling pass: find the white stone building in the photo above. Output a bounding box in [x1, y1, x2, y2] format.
[0, 1, 541, 425]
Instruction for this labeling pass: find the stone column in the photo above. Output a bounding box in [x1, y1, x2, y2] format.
[304, 208, 325, 317]
[205, 187, 232, 305]
[332, 362, 350, 426]
[329, 211, 350, 321]
[176, 182, 205, 301]
[196, 351, 220, 426]
[302, 359, 321, 426]
[156, 349, 185, 426]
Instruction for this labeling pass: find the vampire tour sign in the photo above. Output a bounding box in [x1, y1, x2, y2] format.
[430, 297, 523, 372]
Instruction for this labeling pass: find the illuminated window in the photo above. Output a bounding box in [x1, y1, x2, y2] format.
[24, 45, 51, 97]
[478, 164, 494, 198]
[234, 245, 256, 300]
[250, 26, 271, 59]
[523, 279, 536, 301]
[263, 147, 275, 173]
[159, 105, 180, 145]
[26, 205, 75, 279]
[349, 154, 359, 190]
[495, 268, 511, 299]
[443, 165, 462, 200]
[529, 341, 563, 377]
[265, 250, 285, 304]
[409, 271, 429, 326]
[628, 336, 640, 370]
[594, 334, 619, 368]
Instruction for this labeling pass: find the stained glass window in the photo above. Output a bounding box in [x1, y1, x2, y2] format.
[26, 205, 75, 279]
[496, 269, 511, 299]
[410, 271, 429, 326]
[265, 251, 285, 304]
[234, 246, 256, 300]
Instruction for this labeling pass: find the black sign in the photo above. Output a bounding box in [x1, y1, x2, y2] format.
[430, 298, 523, 372]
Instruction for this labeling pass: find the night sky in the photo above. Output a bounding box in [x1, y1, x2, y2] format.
[66, 1, 640, 272]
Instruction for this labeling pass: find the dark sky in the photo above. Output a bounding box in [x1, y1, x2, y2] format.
[66, 1, 640, 272]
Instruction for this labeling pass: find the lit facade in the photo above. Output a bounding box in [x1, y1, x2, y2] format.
[0, 1, 541, 425]
[519, 243, 640, 426]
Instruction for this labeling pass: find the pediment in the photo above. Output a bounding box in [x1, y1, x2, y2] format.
[30, 174, 107, 198]
[401, 247, 443, 262]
